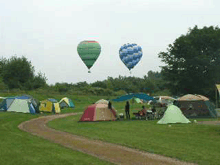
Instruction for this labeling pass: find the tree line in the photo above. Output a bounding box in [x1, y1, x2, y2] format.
[0, 55, 167, 96]
[1, 25, 220, 102]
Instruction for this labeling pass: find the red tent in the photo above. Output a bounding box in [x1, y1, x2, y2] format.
[79, 104, 117, 122]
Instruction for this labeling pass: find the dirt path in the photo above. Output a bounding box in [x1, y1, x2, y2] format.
[18, 113, 197, 165]
[198, 120, 220, 125]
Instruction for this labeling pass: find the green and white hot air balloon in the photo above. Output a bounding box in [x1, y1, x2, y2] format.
[77, 40, 101, 73]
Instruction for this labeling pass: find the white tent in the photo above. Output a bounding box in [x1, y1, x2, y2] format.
[157, 105, 191, 124]
[7, 99, 35, 113]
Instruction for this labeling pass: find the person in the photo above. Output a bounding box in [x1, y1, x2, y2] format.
[125, 101, 130, 119]
[108, 101, 112, 110]
[152, 106, 156, 113]
[139, 106, 146, 116]
[151, 105, 156, 119]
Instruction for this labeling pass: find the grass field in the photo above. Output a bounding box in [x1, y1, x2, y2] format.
[0, 112, 114, 165]
[1, 92, 220, 165]
[0, 93, 128, 165]
[49, 114, 220, 165]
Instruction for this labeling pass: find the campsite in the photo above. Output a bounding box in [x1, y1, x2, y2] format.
[0, 91, 220, 165]
[1, 1, 220, 164]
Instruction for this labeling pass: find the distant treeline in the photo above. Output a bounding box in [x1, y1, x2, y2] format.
[51, 71, 169, 96]
[0, 56, 168, 96]
[1, 25, 220, 103]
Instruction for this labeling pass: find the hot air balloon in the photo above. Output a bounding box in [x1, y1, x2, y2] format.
[119, 43, 143, 72]
[77, 40, 101, 73]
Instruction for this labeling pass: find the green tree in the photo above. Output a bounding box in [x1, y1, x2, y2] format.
[0, 57, 6, 77]
[32, 72, 47, 89]
[158, 25, 220, 99]
[91, 81, 107, 89]
[2, 56, 47, 90]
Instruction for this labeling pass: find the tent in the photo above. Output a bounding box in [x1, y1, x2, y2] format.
[112, 93, 154, 102]
[0, 97, 15, 111]
[79, 103, 117, 122]
[39, 98, 61, 113]
[178, 94, 208, 101]
[0, 95, 39, 114]
[154, 96, 176, 105]
[59, 97, 75, 109]
[157, 105, 191, 124]
[134, 98, 143, 104]
[177, 94, 217, 118]
[95, 99, 109, 104]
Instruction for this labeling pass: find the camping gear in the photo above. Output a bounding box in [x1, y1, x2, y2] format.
[59, 97, 75, 109]
[79, 103, 117, 122]
[0, 95, 39, 114]
[177, 94, 217, 118]
[119, 113, 124, 119]
[157, 105, 191, 124]
[39, 98, 61, 113]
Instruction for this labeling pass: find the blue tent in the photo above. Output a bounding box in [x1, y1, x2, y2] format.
[112, 93, 154, 102]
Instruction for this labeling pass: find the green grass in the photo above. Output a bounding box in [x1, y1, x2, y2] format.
[2, 91, 219, 164]
[49, 114, 220, 165]
[0, 112, 113, 165]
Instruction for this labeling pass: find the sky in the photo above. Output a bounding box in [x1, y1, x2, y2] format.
[0, 0, 219, 85]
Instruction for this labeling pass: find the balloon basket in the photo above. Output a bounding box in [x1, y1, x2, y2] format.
[88, 70, 91, 73]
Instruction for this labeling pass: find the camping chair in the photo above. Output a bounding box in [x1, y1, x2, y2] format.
[133, 112, 142, 119]
[133, 110, 146, 120]
[146, 110, 154, 120]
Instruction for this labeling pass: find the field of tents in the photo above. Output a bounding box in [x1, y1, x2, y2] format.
[0, 92, 220, 165]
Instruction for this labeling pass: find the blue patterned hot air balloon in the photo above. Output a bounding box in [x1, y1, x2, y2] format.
[119, 43, 143, 71]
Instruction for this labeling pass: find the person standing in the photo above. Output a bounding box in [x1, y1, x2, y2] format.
[108, 101, 112, 110]
[125, 101, 130, 119]
[151, 105, 156, 119]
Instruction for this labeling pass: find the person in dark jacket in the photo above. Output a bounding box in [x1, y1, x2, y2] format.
[125, 101, 130, 119]
[108, 101, 112, 109]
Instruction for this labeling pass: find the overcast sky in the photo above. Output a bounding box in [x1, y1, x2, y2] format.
[0, 0, 219, 85]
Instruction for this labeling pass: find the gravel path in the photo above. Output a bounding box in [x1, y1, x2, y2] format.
[18, 113, 197, 165]
[198, 120, 220, 125]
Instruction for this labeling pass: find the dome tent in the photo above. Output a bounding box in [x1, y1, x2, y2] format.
[177, 94, 217, 118]
[0, 95, 39, 114]
[59, 97, 75, 109]
[79, 103, 117, 122]
[39, 98, 60, 113]
[157, 105, 191, 124]
[95, 99, 109, 104]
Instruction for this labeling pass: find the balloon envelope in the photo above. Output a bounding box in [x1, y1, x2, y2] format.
[77, 40, 101, 71]
[119, 43, 142, 70]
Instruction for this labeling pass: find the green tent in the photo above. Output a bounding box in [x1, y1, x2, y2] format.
[134, 97, 142, 103]
[157, 105, 191, 124]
